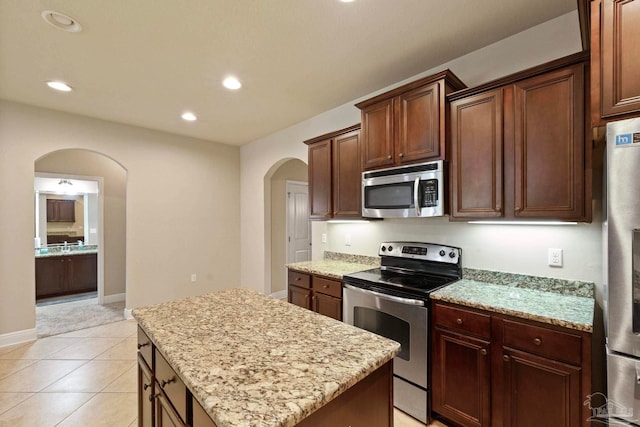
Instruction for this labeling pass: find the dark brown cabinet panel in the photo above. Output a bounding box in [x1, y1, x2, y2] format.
[305, 125, 361, 220]
[431, 301, 592, 427]
[448, 52, 591, 222]
[450, 89, 504, 218]
[287, 269, 342, 320]
[156, 391, 186, 427]
[432, 328, 491, 427]
[35, 253, 97, 299]
[138, 354, 155, 427]
[513, 64, 587, 220]
[46, 199, 76, 222]
[591, 0, 640, 125]
[357, 71, 466, 170]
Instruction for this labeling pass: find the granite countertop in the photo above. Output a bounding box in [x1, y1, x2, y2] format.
[132, 288, 399, 427]
[431, 279, 594, 332]
[286, 252, 378, 280]
[35, 247, 98, 258]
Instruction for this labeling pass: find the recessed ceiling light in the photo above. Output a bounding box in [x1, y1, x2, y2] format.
[46, 81, 73, 92]
[181, 112, 197, 121]
[41, 10, 82, 33]
[222, 76, 242, 90]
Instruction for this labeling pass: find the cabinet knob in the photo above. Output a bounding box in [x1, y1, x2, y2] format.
[143, 383, 151, 391]
[503, 355, 510, 362]
[456, 318, 463, 325]
[160, 378, 175, 387]
[533, 337, 542, 346]
[480, 349, 487, 356]
[149, 393, 159, 402]
[323, 284, 329, 289]
[399, 153, 404, 157]
[387, 155, 392, 160]
[137, 342, 149, 349]
[296, 277, 301, 281]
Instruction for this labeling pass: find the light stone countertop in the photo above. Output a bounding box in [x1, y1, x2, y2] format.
[431, 279, 594, 332]
[35, 248, 98, 258]
[286, 259, 377, 280]
[132, 288, 399, 427]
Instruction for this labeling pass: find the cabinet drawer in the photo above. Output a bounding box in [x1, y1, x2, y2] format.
[312, 276, 342, 298]
[288, 270, 311, 289]
[155, 349, 188, 423]
[434, 304, 491, 339]
[502, 319, 582, 365]
[137, 326, 154, 368]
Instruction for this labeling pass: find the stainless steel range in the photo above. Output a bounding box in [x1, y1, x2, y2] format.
[342, 241, 462, 423]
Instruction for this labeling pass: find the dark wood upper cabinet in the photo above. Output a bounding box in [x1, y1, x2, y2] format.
[305, 125, 361, 220]
[448, 52, 592, 222]
[591, 0, 640, 126]
[46, 199, 76, 222]
[356, 70, 466, 170]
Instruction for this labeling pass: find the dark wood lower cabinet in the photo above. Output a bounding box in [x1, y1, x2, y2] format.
[138, 354, 155, 427]
[288, 284, 311, 310]
[312, 292, 342, 321]
[287, 269, 343, 321]
[431, 302, 591, 427]
[35, 253, 97, 299]
[156, 391, 186, 427]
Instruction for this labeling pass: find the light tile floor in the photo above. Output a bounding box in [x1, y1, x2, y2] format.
[0, 319, 446, 427]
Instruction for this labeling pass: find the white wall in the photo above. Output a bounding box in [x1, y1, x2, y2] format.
[240, 11, 600, 292]
[0, 100, 240, 338]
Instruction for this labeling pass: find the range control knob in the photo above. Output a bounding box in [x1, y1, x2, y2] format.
[380, 246, 386, 252]
[387, 246, 393, 252]
[449, 251, 456, 258]
[439, 250, 446, 257]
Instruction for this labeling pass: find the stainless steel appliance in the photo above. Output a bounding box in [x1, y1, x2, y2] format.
[361, 160, 445, 218]
[342, 241, 462, 423]
[605, 117, 640, 426]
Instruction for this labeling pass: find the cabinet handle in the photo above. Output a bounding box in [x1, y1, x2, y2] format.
[296, 277, 301, 281]
[143, 383, 151, 391]
[160, 378, 175, 387]
[399, 153, 404, 157]
[533, 337, 542, 346]
[456, 318, 463, 325]
[137, 342, 149, 349]
[480, 349, 487, 356]
[149, 393, 159, 401]
[503, 355, 510, 362]
[323, 284, 329, 289]
[387, 155, 392, 159]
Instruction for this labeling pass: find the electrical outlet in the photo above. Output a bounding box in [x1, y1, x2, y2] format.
[548, 248, 563, 267]
[321, 233, 327, 243]
[345, 233, 352, 246]
[191, 273, 197, 283]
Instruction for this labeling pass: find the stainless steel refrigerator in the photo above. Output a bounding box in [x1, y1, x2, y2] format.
[606, 117, 640, 426]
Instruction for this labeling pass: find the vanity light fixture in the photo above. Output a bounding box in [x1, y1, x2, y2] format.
[46, 81, 73, 92]
[468, 221, 578, 226]
[222, 76, 242, 90]
[181, 112, 197, 121]
[58, 179, 73, 186]
[41, 10, 82, 33]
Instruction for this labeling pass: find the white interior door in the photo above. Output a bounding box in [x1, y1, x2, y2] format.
[286, 181, 311, 264]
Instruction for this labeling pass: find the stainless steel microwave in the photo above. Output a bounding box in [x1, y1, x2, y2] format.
[362, 160, 445, 218]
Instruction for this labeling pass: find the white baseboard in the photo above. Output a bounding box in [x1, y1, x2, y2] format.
[270, 290, 287, 300]
[123, 308, 133, 320]
[103, 293, 125, 304]
[0, 328, 37, 348]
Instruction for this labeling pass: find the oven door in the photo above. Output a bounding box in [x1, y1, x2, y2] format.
[343, 283, 429, 422]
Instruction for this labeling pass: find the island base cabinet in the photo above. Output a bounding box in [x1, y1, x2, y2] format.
[501, 349, 581, 427]
[138, 354, 154, 427]
[296, 360, 393, 427]
[156, 391, 186, 427]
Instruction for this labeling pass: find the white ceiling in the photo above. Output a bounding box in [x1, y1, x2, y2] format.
[0, 0, 577, 146]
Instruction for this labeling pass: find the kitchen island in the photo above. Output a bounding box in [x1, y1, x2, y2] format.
[132, 288, 400, 427]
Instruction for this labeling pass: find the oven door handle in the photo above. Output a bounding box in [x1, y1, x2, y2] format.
[414, 177, 421, 217]
[344, 284, 425, 306]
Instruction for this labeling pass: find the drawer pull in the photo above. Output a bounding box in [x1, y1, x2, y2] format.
[456, 318, 463, 325]
[533, 338, 542, 346]
[296, 277, 301, 281]
[137, 342, 149, 349]
[399, 153, 404, 157]
[323, 284, 329, 289]
[503, 355, 510, 362]
[143, 382, 151, 391]
[387, 155, 392, 159]
[149, 393, 159, 402]
[480, 349, 487, 356]
[160, 378, 175, 387]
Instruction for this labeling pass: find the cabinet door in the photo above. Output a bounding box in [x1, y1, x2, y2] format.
[432, 328, 491, 427]
[450, 89, 504, 219]
[361, 98, 395, 170]
[597, 0, 640, 120]
[156, 391, 187, 427]
[308, 139, 332, 220]
[332, 129, 361, 218]
[46, 199, 75, 222]
[35, 257, 66, 298]
[138, 355, 155, 427]
[288, 284, 312, 310]
[397, 81, 442, 162]
[312, 292, 342, 321]
[513, 64, 587, 220]
[192, 398, 217, 427]
[67, 254, 97, 293]
[501, 348, 581, 427]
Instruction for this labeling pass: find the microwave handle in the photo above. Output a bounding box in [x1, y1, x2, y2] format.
[414, 177, 421, 217]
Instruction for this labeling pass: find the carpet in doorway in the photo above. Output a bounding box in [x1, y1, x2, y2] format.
[36, 301, 126, 338]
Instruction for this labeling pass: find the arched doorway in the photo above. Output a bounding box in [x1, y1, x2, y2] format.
[264, 158, 308, 298]
[34, 149, 127, 337]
